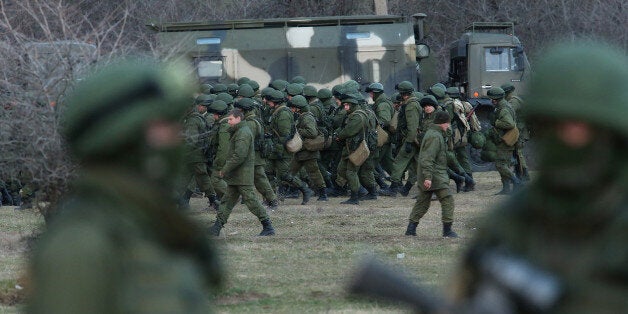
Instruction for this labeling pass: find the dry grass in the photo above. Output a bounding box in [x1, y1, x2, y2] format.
[0, 171, 510, 313]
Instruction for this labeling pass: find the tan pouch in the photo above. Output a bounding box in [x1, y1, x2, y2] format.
[376, 125, 389, 147]
[303, 134, 329, 151]
[501, 127, 520, 146]
[285, 130, 303, 153]
[348, 139, 370, 166]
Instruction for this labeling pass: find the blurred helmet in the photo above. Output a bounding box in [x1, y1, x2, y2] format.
[412, 91, 425, 99]
[291, 75, 306, 84]
[396, 81, 414, 94]
[237, 84, 255, 98]
[286, 83, 304, 96]
[227, 83, 239, 95]
[269, 89, 286, 103]
[234, 98, 256, 111]
[500, 83, 515, 94]
[261, 87, 275, 99]
[446, 87, 461, 98]
[194, 94, 213, 106]
[419, 95, 438, 107]
[216, 92, 234, 105]
[248, 80, 260, 91]
[211, 83, 227, 94]
[487, 87, 505, 100]
[207, 100, 229, 115]
[287, 95, 308, 109]
[428, 85, 446, 99]
[236, 77, 250, 86]
[342, 80, 361, 93]
[270, 79, 289, 91]
[317, 88, 332, 100]
[365, 82, 384, 93]
[200, 83, 213, 95]
[302, 85, 318, 97]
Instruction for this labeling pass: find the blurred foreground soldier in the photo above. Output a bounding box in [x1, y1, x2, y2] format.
[28, 61, 221, 313]
[208, 109, 275, 237]
[406, 111, 458, 238]
[454, 41, 628, 313]
[488, 87, 521, 194]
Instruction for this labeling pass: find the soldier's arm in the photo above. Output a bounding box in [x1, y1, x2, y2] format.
[183, 118, 201, 146]
[375, 102, 392, 127]
[419, 135, 438, 181]
[495, 108, 516, 130]
[298, 115, 319, 139]
[337, 114, 362, 140]
[405, 104, 420, 143]
[275, 110, 294, 141]
[213, 124, 231, 168]
[221, 133, 251, 174]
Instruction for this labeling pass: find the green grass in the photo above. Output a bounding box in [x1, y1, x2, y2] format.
[0, 171, 508, 313]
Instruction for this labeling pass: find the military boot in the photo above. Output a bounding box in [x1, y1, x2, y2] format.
[208, 220, 223, 236]
[358, 185, 368, 197]
[450, 173, 465, 193]
[328, 184, 348, 197]
[277, 185, 288, 201]
[386, 181, 401, 197]
[378, 186, 396, 197]
[266, 199, 279, 211]
[400, 181, 414, 197]
[317, 187, 328, 201]
[299, 184, 314, 205]
[521, 168, 531, 182]
[462, 173, 475, 192]
[287, 186, 300, 199]
[207, 194, 220, 211]
[178, 189, 193, 210]
[340, 191, 359, 205]
[360, 186, 378, 201]
[442, 222, 458, 238]
[259, 219, 275, 236]
[405, 222, 418, 236]
[495, 179, 511, 195]
[375, 175, 390, 190]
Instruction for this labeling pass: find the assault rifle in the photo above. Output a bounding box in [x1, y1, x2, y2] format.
[348, 251, 562, 314]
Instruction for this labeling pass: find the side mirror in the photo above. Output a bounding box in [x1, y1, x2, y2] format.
[416, 44, 430, 59]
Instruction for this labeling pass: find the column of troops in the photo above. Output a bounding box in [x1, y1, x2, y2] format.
[178, 75, 530, 236]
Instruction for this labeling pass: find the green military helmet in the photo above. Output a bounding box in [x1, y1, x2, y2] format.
[236, 76, 250, 86]
[331, 84, 343, 98]
[486, 87, 505, 100]
[291, 75, 306, 84]
[194, 94, 213, 106]
[396, 81, 414, 94]
[200, 83, 213, 95]
[341, 96, 360, 105]
[270, 79, 289, 91]
[62, 59, 194, 160]
[365, 82, 384, 93]
[391, 92, 401, 103]
[412, 91, 424, 99]
[211, 83, 227, 94]
[269, 89, 286, 103]
[302, 85, 318, 98]
[261, 87, 275, 99]
[433, 111, 451, 124]
[286, 83, 304, 96]
[234, 97, 256, 111]
[525, 40, 628, 136]
[342, 80, 360, 93]
[207, 100, 229, 115]
[287, 95, 308, 109]
[237, 84, 255, 98]
[216, 92, 234, 105]
[446, 87, 461, 98]
[317, 88, 332, 100]
[227, 83, 239, 95]
[429, 85, 446, 99]
[248, 80, 260, 91]
[419, 95, 438, 107]
[500, 83, 515, 94]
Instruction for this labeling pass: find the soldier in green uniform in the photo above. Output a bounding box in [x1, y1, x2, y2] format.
[234, 98, 279, 210]
[366, 82, 395, 192]
[208, 109, 275, 237]
[207, 100, 231, 199]
[265, 89, 297, 199]
[28, 61, 221, 313]
[445, 87, 477, 191]
[180, 97, 219, 211]
[488, 87, 522, 194]
[286, 95, 327, 203]
[388, 81, 422, 196]
[405, 110, 458, 238]
[453, 40, 628, 314]
[502, 82, 530, 181]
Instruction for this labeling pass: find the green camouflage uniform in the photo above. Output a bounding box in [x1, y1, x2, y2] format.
[244, 110, 277, 203]
[491, 98, 518, 184]
[267, 103, 297, 189]
[336, 106, 373, 194]
[390, 95, 422, 184]
[182, 110, 216, 198]
[209, 115, 231, 198]
[288, 110, 325, 189]
[372, 92, 395, 174]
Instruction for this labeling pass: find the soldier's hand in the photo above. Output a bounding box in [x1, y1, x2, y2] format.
[219, 171, 224, 178]
[405, 142, 413, 153]
[423, 179, 432, 190]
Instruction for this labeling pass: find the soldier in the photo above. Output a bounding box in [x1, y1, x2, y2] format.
[207, 100, 231, 199]
[180, 96, 219, 211]
[388, 81, 422, 197]
[453, 40, 628, 313]
[265, 89, 297, 199]
[365, 82, 395, 192]
[208, 109, 275, 237]
[502, 82, 530, 181]
[28, 61, 221, 313]
[286, 83, 303, 100]
[286, 95, 327, 202]
[234, 98, 279, 210]
[445, 87, 477, 191]
[405, 110, 458, 238]
[488, 87, 522, 194]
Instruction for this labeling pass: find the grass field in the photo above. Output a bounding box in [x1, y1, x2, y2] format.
[0, 171, 509, 313]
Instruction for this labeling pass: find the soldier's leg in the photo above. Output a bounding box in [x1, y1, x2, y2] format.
[378, 143, 395, 175]
[494, 148, 520, 194]
[409, 189, 433, 223]
[210, 170, 227, 199]
[286, 159, 313, 204]
[358, 156, 378, 199]
[435, 189, 454, 223]
[239, 185, 270, 222]
[192, 162, 219, 209]
[216, 185, 241, 225]
[335, 157, 348, 188]
[390, 143, 417, 186]
[303, 159, 325, 189]
[254, 165, 277, 203]
[454, 146, 472, 174]
[346, 161, 361, 193]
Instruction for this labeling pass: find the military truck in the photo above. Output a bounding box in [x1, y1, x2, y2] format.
[448, 22, 531, 170]
[146, 14, 437, 94]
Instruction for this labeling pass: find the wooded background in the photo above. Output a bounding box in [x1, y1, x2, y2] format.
[0, 0, 626, 211]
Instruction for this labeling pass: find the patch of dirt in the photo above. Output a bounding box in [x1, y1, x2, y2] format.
[214, 291, 269, 305]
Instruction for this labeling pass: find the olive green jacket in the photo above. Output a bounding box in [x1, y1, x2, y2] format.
[295, 111, 321, 161]
[372, 93, 394, 128]
[209, 116, 231, 171]
[506, 94, 530, 141]
[337, 107, 368, 156]
[269, 104, 294, 159]
[492, 99, 517, 149]
[244, 111, 266, 166]
[399, 96, 421, 143]
[28, 169, 219, 314]
[417, 124, 449, 191]
[182, 110, 210, 163]
[222, 121, 255, 186]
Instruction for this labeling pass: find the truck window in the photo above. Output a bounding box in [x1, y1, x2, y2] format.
[485, 47, 523, 72]
[196, 59, 223, 78]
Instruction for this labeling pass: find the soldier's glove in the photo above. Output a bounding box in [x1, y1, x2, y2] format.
[405, 142, 413, 153]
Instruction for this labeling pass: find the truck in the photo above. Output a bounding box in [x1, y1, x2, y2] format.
[147, 15, 530, 170]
